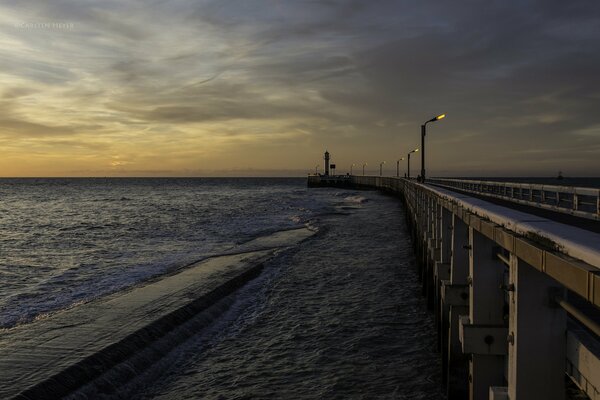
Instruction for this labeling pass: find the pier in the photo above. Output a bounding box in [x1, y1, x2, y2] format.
[308, 174, 600, 400]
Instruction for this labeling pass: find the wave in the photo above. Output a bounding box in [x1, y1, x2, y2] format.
[0, 228, 317, 399]
[343, 195, 368, 204]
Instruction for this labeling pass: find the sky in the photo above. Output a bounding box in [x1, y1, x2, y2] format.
[1, 0, 599, 177]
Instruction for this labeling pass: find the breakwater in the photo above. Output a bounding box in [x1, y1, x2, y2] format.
[309, 175, 600, 400]
[0, 228, 315, 399]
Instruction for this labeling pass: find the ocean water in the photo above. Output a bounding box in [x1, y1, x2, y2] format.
[0, 178, 322, 328]
[0, 178, 442, 398]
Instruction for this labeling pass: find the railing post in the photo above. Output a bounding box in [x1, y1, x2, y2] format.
[507, 254, 566, 399]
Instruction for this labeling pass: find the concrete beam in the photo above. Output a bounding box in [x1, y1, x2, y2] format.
[567, 328, 600, 400]
[459, 316, 508, 355]
[489, 386, 509, 400]
[442, 282, 469, 306]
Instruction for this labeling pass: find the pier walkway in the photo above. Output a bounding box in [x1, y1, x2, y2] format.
[309, 175, 600, 400]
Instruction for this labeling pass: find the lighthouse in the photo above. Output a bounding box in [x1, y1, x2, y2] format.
[324, 150, 330, 176]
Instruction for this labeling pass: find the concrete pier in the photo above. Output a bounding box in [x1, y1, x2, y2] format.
[309, 175, 600, 400]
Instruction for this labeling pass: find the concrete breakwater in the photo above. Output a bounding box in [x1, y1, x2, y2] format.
[309, 175, 600, 400]
[0, 228, 315, 399]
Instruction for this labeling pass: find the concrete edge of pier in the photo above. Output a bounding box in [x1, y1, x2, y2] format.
[309, 175, 600, 400]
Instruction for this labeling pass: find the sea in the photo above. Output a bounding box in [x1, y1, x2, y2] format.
[0, 178, 443, 399]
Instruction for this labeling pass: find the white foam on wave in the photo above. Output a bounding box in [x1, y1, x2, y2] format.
[0, 179, 340, 330]
[343, 195, 368, 204]
[289, 215, 302, 224]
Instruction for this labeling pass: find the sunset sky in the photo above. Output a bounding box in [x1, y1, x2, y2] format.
[1, 1, 599, 177]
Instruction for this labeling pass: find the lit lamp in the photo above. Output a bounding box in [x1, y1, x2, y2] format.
[350, 163, 356, 175]
[407, 148, 419, 178]
[421, 113, 446, 181]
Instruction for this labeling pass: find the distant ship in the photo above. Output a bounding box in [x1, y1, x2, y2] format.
[556, 171, 564, 180]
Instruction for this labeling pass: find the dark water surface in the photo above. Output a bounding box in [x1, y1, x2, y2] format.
[0, 178, 322, 328]
[131, 191, 442, 399]
[0, 178, 443, 399]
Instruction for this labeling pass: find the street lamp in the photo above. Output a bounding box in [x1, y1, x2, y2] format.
[421, 113, 446, 181]
[362, 163, 367, 176]
[315, 164, 320, 175]
[350, 163, 356, 175]
[379, 161, 386, 176]
[396, 157, 405, 177]
[407, 148, 419, 178]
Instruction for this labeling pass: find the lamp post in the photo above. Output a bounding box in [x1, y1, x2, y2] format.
[407, 148, 419, 178]
[421, 113, 445, 181]
[315, 164, 319, 175]
[362, 163, 367, 176]
[350, 163, 356, 175]
[396, 157, 405, 177]
[379, 161, 386, 176]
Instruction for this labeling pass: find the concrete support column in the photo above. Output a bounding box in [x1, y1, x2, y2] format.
[443, 282, 469, 398]
[422, 198, 433, 299]
[435, 262, 451, 350]
[507, 255, 566, 400]
[440, 207, 453, 264]
[426, 196, 433, 238]
[451, 215, 469, 285]
[443, 214, 470, 399]
[464, 227, 507, 400]
[434, 204, 452, 351]
[426, 200, 442, 311]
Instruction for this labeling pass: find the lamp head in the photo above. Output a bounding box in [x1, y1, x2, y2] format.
[427, 113, 446, 123]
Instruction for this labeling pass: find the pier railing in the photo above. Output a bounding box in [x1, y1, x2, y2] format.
[427, 178, 600, 221]
[309, 175, 600, 400]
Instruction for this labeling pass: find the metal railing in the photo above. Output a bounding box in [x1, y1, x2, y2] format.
[428, 178, 600, 221]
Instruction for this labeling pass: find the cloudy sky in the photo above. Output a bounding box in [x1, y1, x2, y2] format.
[1, 0, 599, 177]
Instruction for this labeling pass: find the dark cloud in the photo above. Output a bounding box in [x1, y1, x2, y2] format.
[1, 0, 599, 175]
